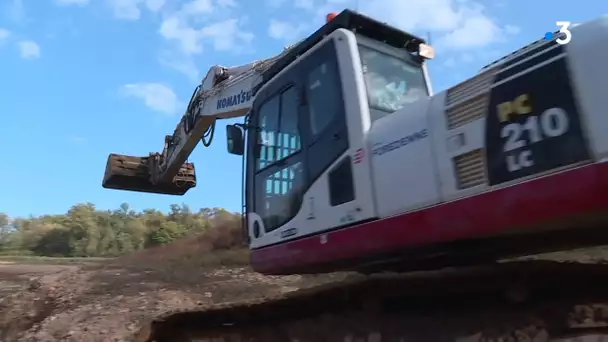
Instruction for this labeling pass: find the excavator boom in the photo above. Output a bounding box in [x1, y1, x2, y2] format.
[101, 9, 427, 197]
[102, 57, 282, 195]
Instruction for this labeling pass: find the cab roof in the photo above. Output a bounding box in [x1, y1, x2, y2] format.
[260, 9, 426, 89]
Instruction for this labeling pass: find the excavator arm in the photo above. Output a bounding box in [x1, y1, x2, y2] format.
[102, 9, 425, 196]
[102, 57, 281, 195]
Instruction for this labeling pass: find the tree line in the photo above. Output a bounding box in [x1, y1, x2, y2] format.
[0, 203, 243, 257]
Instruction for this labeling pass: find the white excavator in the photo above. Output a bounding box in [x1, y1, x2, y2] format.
[102, 10, 608, 341]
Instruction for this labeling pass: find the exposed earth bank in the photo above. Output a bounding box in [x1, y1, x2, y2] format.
[0, 259, 347, 342]
[3, 247, 608, 342]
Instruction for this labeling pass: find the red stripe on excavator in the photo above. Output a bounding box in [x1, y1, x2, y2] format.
[251, 162, 608, 274]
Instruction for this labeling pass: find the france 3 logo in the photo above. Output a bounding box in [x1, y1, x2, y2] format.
[544, 22, 574, 45]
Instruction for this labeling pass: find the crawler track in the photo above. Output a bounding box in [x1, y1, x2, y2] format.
[137, 260, 608, 342]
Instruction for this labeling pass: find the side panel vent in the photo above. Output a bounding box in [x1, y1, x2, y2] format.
[446, 94, 489, 130]
[445, 69, 496, 129]
[454, 149, 486, 189]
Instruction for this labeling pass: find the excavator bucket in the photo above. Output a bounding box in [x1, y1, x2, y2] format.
[102, 153, 196, 195]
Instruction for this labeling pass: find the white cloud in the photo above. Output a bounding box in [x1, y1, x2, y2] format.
[180, 0, 213, 14]
[108, 0, 166, 20]
[359, 0, 470, 32]
[357, 0, 515, 51]
[268, 19, 307, 41]
[157, 0, 255, 78]
[159, 16, 204, 54]
[437, 14, 503, 50]
[18, 40, 40, 59]
[159, 15, 253, 55]
[108, 0, 141, 20]
[504, 25, 520, 35]
[121, 83, 180, 115]
[145, 0, 166, 11]
[273, 0, 518, 53]
[0, 28, 11, 41]
[158, 51, 200, 82]
[200, 19, 254, 52]
[55, 0, 89, 6]
[263, 0, 523, 73]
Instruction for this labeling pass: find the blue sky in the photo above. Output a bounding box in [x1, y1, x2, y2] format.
[0, 0, 601, 218]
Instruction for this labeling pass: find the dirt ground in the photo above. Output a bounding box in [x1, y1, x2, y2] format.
[1, 247, 608, 342]
[0, 262, 79, 300]
[0, 256, 349, 342]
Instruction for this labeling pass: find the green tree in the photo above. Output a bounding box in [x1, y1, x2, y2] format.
[1, 203, 242, 257]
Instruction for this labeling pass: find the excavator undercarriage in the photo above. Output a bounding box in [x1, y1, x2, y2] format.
[136, 259, 608, 342]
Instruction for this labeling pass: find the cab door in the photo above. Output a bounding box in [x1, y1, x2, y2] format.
[247, 35, 376, 247]
[300, 40, 351, 208]
[296, 37, 376, 232]
[246, 54, 310, 246]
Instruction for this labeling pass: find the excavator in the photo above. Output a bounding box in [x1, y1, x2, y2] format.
[103, 9, 608, 341]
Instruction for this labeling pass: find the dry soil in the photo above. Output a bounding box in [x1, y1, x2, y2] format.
[2, 247, 608, 342]
[0, 257, 347, 342]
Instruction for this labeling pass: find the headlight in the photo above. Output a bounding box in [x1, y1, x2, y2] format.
[418, 43, 435, 59]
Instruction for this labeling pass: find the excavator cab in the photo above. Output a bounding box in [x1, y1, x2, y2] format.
[103, 9, 436, 273]
[228, 10, 435, 273]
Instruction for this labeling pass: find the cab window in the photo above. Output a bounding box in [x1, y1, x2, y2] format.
[277, 87, 301, 159]
[256, 88, 301, 170]
[307, 62, 341, 136]
[256, 96, 280, 170]
[359, 45, 428, 120]
[254, 86, 303, 232]
[256, 162, 304, 232]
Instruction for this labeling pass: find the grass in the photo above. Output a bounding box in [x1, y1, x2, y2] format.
[116, 236, 250, 271]
[0, 218, 248, 271]
[115, 218, 250, 273]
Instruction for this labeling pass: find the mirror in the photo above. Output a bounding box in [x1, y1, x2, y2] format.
[226, 125, 244, 155]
